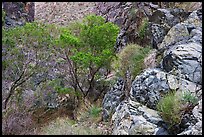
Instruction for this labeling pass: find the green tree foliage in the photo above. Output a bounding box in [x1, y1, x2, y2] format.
[54, 15, 120, 97]
[2, 22, 60, 109]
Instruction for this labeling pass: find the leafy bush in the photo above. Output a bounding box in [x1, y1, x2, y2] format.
[89, 106, 102, 118]
[112, 44, 151, 80]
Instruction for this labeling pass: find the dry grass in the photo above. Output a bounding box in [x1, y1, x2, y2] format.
[38, 117, 103, 135]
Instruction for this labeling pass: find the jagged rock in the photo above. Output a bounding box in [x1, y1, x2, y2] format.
[158, 9, 202, 50]
[162, 42, 202, 84]
[178, 99, 202, 135]
[111, 68, 201, 135]
[149, 8, 190, 48]
[178, 121, 202, 135]
[144, 49, 158, 69]
[93, 2, 152, 51]
[159, 10, 202, 84]
[111, 99, 167, 135]
[130, 68, 201, 109]
[2, 2, 35, 28]
[192, 99, 202, 121]
[102, 78, 125, 121]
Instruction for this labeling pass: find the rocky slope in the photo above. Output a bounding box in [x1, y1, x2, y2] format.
[34, 2, 97, 26]
[102, 5, 202, 135]
[2, 2, 202, 135]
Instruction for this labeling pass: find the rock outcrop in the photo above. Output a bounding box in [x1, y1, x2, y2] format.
[111, 99, 168, 135]
[92, 2, 152, 51]
[93, 2, 191, 51]
[2, 2, 35, 28]
[102, 78, 125, 121]
[102, 6, 202, 135]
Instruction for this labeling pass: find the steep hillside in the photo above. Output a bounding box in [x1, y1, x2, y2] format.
[2, 2, 202, 135]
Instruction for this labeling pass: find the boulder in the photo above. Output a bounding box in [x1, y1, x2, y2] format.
[111, 99, 168, 135]
[162, 42, 202, 84]
[149, 8, 190, 49]
[102, 78, 125, 121]
[158, 9, 202, 50]
[159, 10, 202, 84]
[130, 68, 201, 109]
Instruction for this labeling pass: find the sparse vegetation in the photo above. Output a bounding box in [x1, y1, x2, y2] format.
[39, 117, 102, 135]
[138, 18, 149, 39]
[112, 44, 151, 91]
[89, 105, 102, 118]
[157, 90, 199, 133]
[2, 9, 6, 25]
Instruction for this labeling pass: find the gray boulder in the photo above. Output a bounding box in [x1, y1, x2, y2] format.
[162, 42, 202, 84]
[159, 10, 202, 84]
[149, 8, 190, 48]
[130, 68, 201, 109]
[111, 99, 167, 135]
[102, 78, 125, 121]
[158, 9, 202, 50]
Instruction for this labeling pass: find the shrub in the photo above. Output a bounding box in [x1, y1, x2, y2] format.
[2, 22, 61, 109]
[112, 44, 151, 80]
[89, 106, 102, 118]
[156, 91, 182, 127]
[138, 18, 148, 39]
[182, 91, 198, 106]
[157, 90, 199, 133]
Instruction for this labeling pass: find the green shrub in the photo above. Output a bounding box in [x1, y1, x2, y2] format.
[2, 9, 6, 25]
[112, 44, 151, 79]
[89, 106, 102, 118]
[138, 18, 148, 39]
[157, 91, 182, 127]
[157, 90, 199, 131]
[182, 91, 198, 106]
[2, 22, 61, 109]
